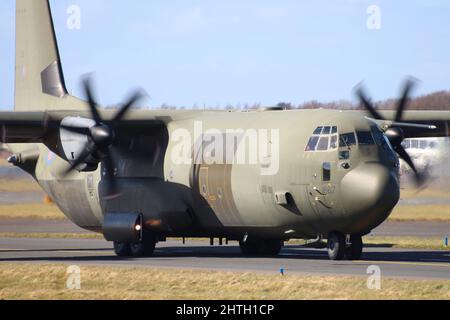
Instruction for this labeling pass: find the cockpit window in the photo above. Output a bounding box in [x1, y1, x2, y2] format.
[313, 127, 323, 135]
[306, 136, 320, 151]
[356, 131, 375, 145]
[330, 135, 338, 149]
[317, 137, 330, 151]
[322, 126, 331, 135]
[339, 133, 356, 147]
[305, 126, 339, 152]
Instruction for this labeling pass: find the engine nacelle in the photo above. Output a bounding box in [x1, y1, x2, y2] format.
[60, 116, 98, 171]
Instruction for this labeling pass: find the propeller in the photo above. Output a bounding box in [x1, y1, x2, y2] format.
[61, 76, 144, 198]
[355, 78, 427, 187]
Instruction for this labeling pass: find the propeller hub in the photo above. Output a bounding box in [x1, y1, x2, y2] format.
[90, 125, 114, 148]
[385, 127, 405, 147]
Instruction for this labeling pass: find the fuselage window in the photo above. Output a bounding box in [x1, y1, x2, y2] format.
[339, 133, 356, 147]
[322, 126, 331, 135]
[356, 131, 375, 145]
[323, 162, 331, 181]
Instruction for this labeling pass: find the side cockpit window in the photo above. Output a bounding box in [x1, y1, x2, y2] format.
[356, 131, 375, 145]
[339, 133, 356, 147]
[340, 131, 375, 148]
[305, 126, 339, 152]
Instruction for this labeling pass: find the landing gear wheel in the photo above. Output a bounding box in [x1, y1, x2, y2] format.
[345, 235, 363, 260]
[327, 232, 346, 261]
[239, 239, 259, 256]
[130, 241, 156, 257]
[113, 242, 132, 257]
[130, 232, 157, 257]
[239, 239, 283, 257]
[260, 240, 283, 256]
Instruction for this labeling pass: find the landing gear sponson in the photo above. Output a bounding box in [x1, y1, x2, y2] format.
[327, 231, 363, 261]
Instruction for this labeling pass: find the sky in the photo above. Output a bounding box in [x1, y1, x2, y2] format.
[1, 0, 450, 110]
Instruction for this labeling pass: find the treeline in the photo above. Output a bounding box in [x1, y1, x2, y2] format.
[269, 91, 450, 111]
[167, 90, 450, 110]
[107, 90, 450, 111]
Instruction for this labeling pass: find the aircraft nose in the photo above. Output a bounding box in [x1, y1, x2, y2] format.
[340, 163, 400, 234]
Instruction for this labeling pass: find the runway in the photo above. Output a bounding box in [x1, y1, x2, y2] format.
[0, 237, 449, 281]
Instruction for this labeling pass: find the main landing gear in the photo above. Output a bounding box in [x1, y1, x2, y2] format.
[113, 232, 157, 258]
[239, 238, 283, 257]
[327, 232, 363, 261]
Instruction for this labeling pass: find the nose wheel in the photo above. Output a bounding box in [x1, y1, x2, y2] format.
[327, 232, 363, 261]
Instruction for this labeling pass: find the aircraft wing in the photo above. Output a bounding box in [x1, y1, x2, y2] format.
[0, 109, 202, 143]
[378, 110, 450, 138]
[0, 111, 54, 143]
[2, 109, 449, 144]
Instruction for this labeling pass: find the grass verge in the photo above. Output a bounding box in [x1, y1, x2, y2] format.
[0, 203, 448, 222]
[290, 237, 450, 251]
[0, 204, 65, 220]
[363, 236, 449, 250]
[0, 264, 449, 300]
[0, 233, 102, 240]
[0, 179, 43, 192]
[0, 232, 448, 251]
[389, 205, 450, 221]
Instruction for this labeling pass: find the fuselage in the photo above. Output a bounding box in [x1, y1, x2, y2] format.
[29, 109, 400, 240]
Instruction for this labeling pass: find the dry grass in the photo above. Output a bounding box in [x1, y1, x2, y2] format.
[389, 205, 450, 221]
[0, 179, 43, 192]
[290, 237, 449, 251]
[0, 202, 448, 222]
[0, 264, 449, 300]
[0, 233, 101, 239]
[363, 236, 449, 250]
[401, 188, 450, 200]
[0, 203, 65, 220]
[0, 231, 447, 251]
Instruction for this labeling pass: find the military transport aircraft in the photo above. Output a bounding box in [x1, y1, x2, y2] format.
[2, 0, 450, 261]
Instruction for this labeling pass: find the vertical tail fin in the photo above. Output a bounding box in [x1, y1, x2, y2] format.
[15, 0, 84, 111]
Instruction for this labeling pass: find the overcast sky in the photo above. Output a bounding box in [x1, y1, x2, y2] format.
[1, 0, 450, 110]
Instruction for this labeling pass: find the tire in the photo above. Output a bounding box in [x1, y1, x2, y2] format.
[239, 239, 282, 257]
[345, 235, 363, 260]
[327, 232, 346, 261]
[130, 241, 156, 257]
[260, 240, 283, 256]
[239, 239, 260, 256]
[113, 242, 132, 257]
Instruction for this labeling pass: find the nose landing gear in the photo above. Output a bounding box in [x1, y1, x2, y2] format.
[327, 232, 363, 261]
